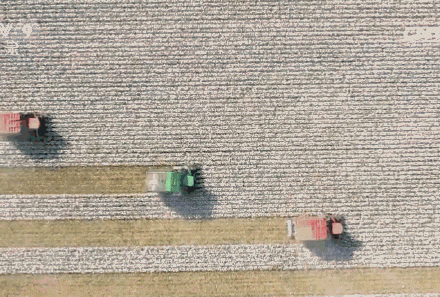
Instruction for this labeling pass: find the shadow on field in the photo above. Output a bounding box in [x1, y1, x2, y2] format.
[303, 216, 363, 262]
[8, 115, 68, 160]
[159, 167, 217, 219]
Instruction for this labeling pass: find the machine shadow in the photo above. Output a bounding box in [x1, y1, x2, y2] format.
[9, 115, 68, 160]
[303, 216, 363, 262]
[159, 167, 217, 219]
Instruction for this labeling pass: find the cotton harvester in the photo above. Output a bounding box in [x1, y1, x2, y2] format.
[0, 112, 43, 141]
[145, 165, 196, 194]
[287, 213, 343, 242]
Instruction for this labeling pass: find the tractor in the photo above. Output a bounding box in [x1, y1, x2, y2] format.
[287, 213, 343, 242]
[146, 165, 196, 194]
[0, 112, 43, 141]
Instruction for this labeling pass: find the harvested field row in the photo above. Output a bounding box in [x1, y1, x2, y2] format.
[1, 268, 439, 297]
[0, 217, 287, 247]
[0, 166, 152, 195]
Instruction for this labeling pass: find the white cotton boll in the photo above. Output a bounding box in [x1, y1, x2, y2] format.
[21, 23, 33, 38]
[402, 26, 440, 43]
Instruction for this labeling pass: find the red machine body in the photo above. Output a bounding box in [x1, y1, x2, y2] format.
[0, 113, 21, 134]
[0, 112, 42, 141]
[0, 113, 40, 136]
[295, 216, 328, 240]
[288, 213, 344, 242]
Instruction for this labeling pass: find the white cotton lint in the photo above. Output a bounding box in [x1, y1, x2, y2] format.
[402, 26, 440, 43]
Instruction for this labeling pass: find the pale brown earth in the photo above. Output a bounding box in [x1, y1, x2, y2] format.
[0, 218, 288, 247]
[0, 166, 160, 194]
[0, 268, 439, 297]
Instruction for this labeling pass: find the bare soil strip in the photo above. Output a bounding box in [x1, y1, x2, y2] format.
[0, 217, 288, 247]
[0, 166, 152, 194]
[0, 268, 438, 297]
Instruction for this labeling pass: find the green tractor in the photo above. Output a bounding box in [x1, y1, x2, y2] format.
[146, 166, 196, 194]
